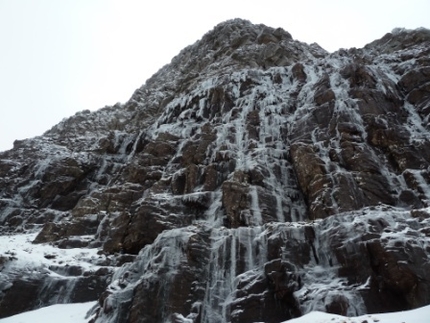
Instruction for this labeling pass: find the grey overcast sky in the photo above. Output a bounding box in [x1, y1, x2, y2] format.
[1, 0, 429, 152]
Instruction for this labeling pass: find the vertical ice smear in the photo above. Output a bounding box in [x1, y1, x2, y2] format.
[403, 102, 430, 143]
[407, 169, 430, 203]
[201, 229, 236, 323]
[152, 67, 308, 227]
[204, 190, 224, 226]
[295, 219, 367, 317]
[201, 226, 267, 323]
[96, 227, 199, 323]
[249, 185, 263, 226]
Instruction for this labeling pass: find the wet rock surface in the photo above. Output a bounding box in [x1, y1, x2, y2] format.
[1, 19, 430, 322]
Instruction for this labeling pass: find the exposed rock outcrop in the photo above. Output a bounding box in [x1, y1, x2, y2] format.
[1, 19, 430, 322]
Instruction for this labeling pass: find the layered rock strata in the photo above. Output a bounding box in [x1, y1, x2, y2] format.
[0, 20, 430, 323]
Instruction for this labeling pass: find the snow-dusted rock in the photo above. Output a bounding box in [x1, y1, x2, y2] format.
[1, 19, 430, 323]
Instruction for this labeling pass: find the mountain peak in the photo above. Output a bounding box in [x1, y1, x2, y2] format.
[202, 18, 293, 46]
[156, 18, 324, 80]
[365, 26, 430, 54]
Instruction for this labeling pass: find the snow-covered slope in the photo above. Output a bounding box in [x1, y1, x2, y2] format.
[1, 19, 430, 323]
[1, 302, 429, 323]
[284, 304, 430, 323]
[0, 302, 96, 323]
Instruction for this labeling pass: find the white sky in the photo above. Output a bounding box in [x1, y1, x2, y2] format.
[0, 0, 429, 152]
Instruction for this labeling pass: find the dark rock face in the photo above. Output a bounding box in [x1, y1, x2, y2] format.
[1, 20, 430, 322]
[0, 256, 113, 319]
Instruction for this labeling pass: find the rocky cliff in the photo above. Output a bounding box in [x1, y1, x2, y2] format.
[1, 19, 430, 323]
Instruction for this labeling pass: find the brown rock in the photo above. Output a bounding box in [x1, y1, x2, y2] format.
[222, 180, 250, 227]
[325, 294, 350, 316]
[291, 63, 307, 83]
[290, 143, 326, 195]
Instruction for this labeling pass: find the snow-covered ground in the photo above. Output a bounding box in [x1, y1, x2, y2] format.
[283, 305, 430, 323]
[0, 232, 107, 322]
[0, 232, 105, 275]
[0, 302, 96, 323]
[0, 302, 428, 323]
